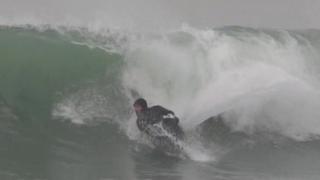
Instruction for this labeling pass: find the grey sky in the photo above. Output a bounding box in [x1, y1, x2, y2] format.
[1, 0, 320, 30]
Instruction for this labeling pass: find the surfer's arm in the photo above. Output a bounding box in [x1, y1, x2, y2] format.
[152, 106, 175, 115]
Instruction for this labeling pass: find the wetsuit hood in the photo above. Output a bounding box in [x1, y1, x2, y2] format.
[134, 98, 148, 109]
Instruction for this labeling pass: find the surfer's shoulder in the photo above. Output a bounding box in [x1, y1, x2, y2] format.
[149, 105, 174, 114]
[150, 105, 163, 109]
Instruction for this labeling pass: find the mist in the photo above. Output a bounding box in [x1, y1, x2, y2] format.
[1, 0, 320, 30]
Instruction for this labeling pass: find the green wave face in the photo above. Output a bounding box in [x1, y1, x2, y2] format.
[0, 27, 123, 127]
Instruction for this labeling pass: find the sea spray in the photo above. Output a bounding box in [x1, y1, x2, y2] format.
[122, 26, 320, 141]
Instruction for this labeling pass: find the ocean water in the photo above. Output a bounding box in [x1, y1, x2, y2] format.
[1, 25, 320, 180]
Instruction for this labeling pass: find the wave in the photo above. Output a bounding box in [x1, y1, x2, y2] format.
[1, 24, 320, 145]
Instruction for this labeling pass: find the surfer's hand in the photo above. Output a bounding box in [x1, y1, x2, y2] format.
[163, 113, 175, 119]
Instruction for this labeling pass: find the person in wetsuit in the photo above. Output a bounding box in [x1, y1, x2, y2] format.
[133, 98, 184, 140]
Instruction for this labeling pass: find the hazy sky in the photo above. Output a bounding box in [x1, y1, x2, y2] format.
[1, 0, 320, 30]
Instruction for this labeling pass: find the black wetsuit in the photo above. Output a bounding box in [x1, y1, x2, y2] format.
[136, 106, 184, 140]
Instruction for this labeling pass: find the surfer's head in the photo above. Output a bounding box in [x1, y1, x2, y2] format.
[133, 98, 148, 114]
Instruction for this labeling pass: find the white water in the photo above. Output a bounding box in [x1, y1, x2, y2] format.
[122, 26, 320, 141]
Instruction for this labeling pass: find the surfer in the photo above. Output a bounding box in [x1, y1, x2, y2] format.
[133, 98, 184, 140]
